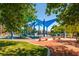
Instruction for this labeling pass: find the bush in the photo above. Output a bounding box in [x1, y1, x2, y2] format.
[0, 40, 48, 56]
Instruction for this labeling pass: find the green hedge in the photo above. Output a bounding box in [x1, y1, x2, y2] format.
[0, 40, 48, 56]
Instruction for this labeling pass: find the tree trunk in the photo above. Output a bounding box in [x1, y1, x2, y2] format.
[0, 25, 2, 38]
[64, 32, 66, 38]
[74, 32, 78, 40]
[75, 32, 79, 43]
[10, 31, 13, 39]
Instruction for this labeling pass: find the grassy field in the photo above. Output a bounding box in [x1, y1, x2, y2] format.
[0, 40, 48, 56]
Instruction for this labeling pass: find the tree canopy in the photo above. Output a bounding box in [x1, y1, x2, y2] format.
[0, 3, 36, 33]
[46, 3, 79, 35]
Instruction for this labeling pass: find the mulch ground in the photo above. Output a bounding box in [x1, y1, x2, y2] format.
[13, 39, 79, 56]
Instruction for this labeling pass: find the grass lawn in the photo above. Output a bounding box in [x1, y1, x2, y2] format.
[0, 40, 48, 56]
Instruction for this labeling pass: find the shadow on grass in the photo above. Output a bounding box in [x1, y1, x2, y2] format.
[0, 40, 17, 47]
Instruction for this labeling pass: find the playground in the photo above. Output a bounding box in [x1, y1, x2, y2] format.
[0, 3, 79, 56]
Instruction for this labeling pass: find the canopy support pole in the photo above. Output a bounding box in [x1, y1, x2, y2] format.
[43, 19, 45, 37]
[38, 25, 40, 35]
[46, 27, 48, 37]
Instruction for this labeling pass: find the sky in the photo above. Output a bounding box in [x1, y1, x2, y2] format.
[35, 3, 57, 31]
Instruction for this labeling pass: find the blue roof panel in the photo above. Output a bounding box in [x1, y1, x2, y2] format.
[28, 19, 56, 27]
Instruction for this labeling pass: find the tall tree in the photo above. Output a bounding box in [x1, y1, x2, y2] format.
[46, 3, 79, 39]
[0, 3, 36, 38]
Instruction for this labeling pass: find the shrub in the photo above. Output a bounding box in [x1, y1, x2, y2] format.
[0, 40, 48, 56]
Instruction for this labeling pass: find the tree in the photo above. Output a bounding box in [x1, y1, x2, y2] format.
[0, 3, 36, 39]
[51, 25, 65, 37]
[46, 3, 79, 39]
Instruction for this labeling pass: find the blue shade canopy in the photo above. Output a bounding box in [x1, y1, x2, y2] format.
[35, 19, 43, 26]
[45, 19, 56, 27]
[28, 19, 42, 27]
[28, 19, 56, 27]
[28, 22, 36, 27]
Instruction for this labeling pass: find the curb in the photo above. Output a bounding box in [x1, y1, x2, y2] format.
[47, 48, 51, 56]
